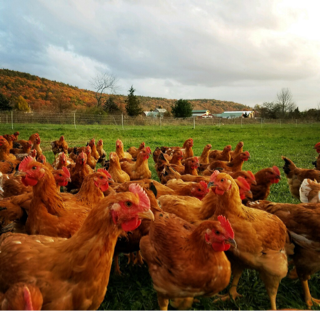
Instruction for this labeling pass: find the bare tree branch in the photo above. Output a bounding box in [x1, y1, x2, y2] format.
[277, 88, 296, 117]
[91, 73, 118, 107]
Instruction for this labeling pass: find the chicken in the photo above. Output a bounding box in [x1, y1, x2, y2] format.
[203, 151, 250, 174]
[299, 178, 320, 203]
[116, 139, 132, 160]
[32, 135, 42, 159]
[0, 171, 32, 198]
[248, 200, 320, 308]
[249, 166, 281, 201]
[209, 145, 232, 162]
[121, 147, 152, 180]
[207, 171, 288, 310]
[113, 189, 161, 275]
[127, 142, 145, 159]
[0, 283, 43, 310]
[85, 145, 97, 170]
[0, 167, 71, 229]
[230, 141, 244, 160]
[0, 136, 20, 173]
[168, 149, 185, 174]
[182, 138, 194, 159]
[108, 152, 130, 183]
[3, 134, 16, 149]
[52, 152, 74, 170]
[159, 176, 251, 224]
[28, 133, 40, 146]
[198, 144, 212, 164]
[88, 138, 100, 160]
[227, 170, 256, 187]
[0, 185, 154, 310]
[10, 140, 32, 155]
[37, 154, 53, 171]
[51, 135, 68, 155]
[17, 156, 106, 237]
[182, 156, 199, 175]
[282, 156, 320, 200]
[140, 212, 235, 310]
[97, 139, 107, 164]
[67, 151, 93, 192]
[312, 142, 320, 170]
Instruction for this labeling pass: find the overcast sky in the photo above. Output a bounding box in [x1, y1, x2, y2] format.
[1, 0, 320, 111]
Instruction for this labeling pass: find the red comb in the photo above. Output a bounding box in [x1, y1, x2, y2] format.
[97, 168, 112, 179]
[146, 146, 151, 154]
[272, 166, 280, 176]
[236, 176, 251, 191]
[244, 151, 250, 157]
[129, 184, 150, 210]
[217, 215, 234, 238]
[209, 170, 220, 183]
[60, 136, 64, 141]
[314, 142, 320, 148]
[199, 181, 209, 192]
[19, 156, 36, 172]
[62, 166, 70, 178]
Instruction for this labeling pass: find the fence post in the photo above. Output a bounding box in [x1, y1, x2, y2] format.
[121, 114, 124, 130]
[11, 110, 13, 130]
[241, 117, 242, 128]
[74, 113, 76, 129]
[296, 119, 297, 127]
[193, 117, 195, 129]
[159, 116, 161, 128]
[280, 119, 281, 128]
[261, 118, 262, 128]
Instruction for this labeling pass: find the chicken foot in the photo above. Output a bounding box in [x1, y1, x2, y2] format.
[301, 279, 320, 309]
[133, 251, 144, 266]
[213, 268, 243, 303]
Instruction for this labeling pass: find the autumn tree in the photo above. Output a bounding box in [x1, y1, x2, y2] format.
[0, 93, 12, 111]
[277, 88, 296, 117]
[171, 99, 193, 118]
[103, 96, 122, 114]
[52, 91, 73, 113]
[125, 86, 143, 116]
[14, 95, 30, 112]
[91, 73, 118, 108]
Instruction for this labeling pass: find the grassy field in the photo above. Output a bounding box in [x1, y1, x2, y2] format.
[1, 122, 320, 310]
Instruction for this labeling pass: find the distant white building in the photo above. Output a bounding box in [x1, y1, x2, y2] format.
[192, 110, 213, 118]
[214, 111, 254, 118]
[144, 108, 167, 117]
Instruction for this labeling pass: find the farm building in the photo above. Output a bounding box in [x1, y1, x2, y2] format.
[144, 108, 167, 117]
[214, 111, 254, 118]
[192, 110, 213, 118]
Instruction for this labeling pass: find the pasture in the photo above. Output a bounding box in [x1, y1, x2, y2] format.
[1, 122, 319, 310]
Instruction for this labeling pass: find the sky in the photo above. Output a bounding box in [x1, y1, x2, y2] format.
[1, 0, 320, 111]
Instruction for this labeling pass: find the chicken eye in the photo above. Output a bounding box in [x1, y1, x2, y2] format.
[220, 179, 224, 182]
[215, 231, 220, 235]
[59, 174, 62, 177]
[125, 201, 132, 207]
[32, 166, 37, 170]
[100, 176, 103, 179]
[198, 188, 201, 191]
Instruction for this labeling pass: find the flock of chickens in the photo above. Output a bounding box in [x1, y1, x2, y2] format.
[0, 132, 319, 310]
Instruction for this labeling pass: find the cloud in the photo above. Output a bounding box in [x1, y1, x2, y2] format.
[1, 0, 320, 110]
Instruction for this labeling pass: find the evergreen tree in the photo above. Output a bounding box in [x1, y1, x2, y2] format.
[104, 96, 122, 114]
[0, 93, 12, 111]
[125, 86, 143, 116]
[171, 99, 193, 118]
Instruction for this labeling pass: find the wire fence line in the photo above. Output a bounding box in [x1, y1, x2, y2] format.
[0, 111, 319, 129]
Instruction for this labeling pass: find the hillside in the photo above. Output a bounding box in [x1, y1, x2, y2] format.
[0, 69, 251, 114]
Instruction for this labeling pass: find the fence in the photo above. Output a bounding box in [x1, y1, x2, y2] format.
[0, 111, 319, 129]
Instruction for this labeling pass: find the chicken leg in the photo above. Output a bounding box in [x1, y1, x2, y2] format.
[301, 279, 320, 309]
[170, 297, 194, 310]
[213, 267, 243, 303]
[157, 294, 169, 310]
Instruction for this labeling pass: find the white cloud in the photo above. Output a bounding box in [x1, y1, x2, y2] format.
[1, 0, 320, 110]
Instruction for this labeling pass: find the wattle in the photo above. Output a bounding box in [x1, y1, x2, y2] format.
[100, 183, 109, 192]
[121, 217, 142, 232]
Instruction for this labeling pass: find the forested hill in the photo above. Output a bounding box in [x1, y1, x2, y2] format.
[0, 69, 252, 113]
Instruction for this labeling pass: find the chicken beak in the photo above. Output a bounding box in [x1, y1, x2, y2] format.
[245, 190, 253, 199]
[207, 181, 214, 188]
[226, 238, 237, 249]
[138, 209, 154, 221]
[15, 170, 26, 177]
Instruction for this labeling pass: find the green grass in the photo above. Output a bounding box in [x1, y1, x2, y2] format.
[1, 122, 320, 310]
